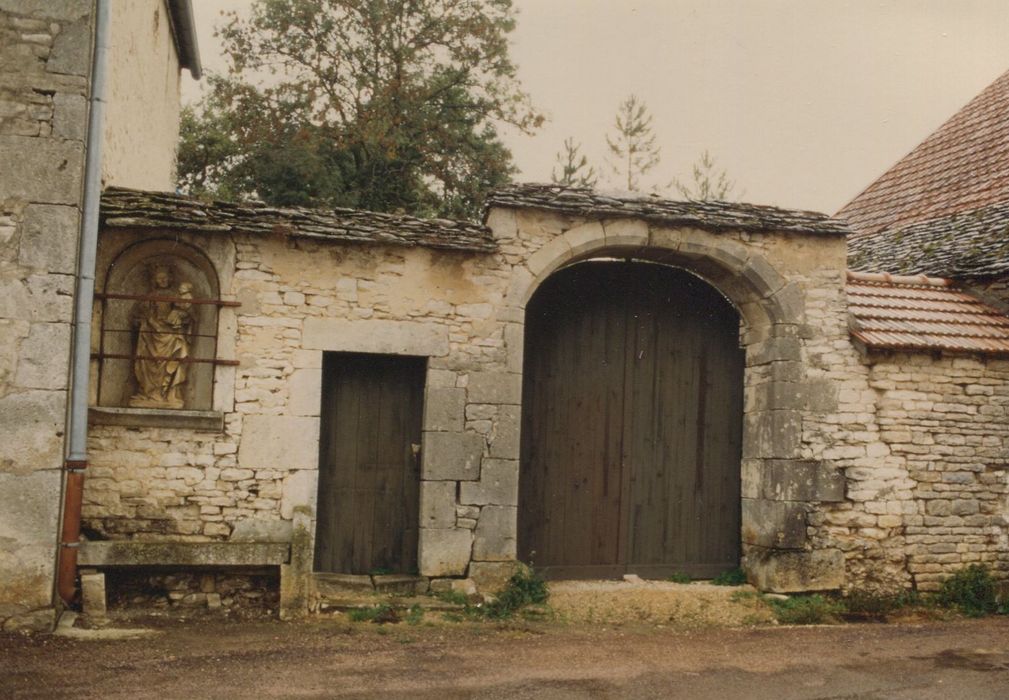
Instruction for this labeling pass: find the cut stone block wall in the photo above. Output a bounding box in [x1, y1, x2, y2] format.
[0, 0, 92, 632]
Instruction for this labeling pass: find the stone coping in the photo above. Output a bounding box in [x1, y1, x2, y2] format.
[485, 183, 851, 236]
[78, 541, 291, 567]
[89, 406, 224, 431]
[100, 187, 497, 253]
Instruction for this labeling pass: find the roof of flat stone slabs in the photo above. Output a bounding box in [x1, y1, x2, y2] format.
[100, 187, 497, 253]
[847, 270, 1009, 356]
[838, 69, 1009, 237]
[486, 183, 851, 236]
[848, 200, 1009, 278]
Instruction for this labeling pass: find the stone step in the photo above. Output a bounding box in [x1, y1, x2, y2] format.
[313, 573, 428, 598]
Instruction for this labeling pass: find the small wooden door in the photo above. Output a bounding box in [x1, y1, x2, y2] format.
[314, 353, 425, 574]
[519, 261, 744, 579]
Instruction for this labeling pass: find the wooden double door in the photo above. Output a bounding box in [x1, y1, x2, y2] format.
[519, 261, 744, 579]
[314, 353, 424, 575]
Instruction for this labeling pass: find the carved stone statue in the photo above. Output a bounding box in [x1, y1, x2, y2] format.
[128, 265, 194, 409]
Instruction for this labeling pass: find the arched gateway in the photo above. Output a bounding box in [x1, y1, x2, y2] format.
[520, 260, 744, 578]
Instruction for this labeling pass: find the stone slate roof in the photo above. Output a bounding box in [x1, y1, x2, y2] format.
[847, 271, 1009, 356]
[100, 188, 497, 253]
[848, 200, 1009, 278]
[486, 184, 850, 236]
[838, 69, 1009, 237]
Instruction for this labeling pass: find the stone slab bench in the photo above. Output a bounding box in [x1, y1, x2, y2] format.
[79, 541, 291, 567]
[77, 540, 295, 618]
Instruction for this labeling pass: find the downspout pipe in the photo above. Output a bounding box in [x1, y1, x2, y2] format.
[57, 0, 110, 607]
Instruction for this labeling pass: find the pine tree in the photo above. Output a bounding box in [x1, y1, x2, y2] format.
[551, 137, 597, 188]
[605, 95, 661, 192]
[672, 150, 740, 201]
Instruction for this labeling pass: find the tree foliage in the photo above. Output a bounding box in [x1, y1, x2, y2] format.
[605, 95, 660, 192]
[672, 150, 740, 201]
[550, 137, 597, 187]
[177, 0, 542, 219]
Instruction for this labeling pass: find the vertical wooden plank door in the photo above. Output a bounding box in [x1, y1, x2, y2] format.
[519, 261, 744, 579]
[314, 353, 425, 575]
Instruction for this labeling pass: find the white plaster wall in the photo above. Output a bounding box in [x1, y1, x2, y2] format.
[101, 0, 182, 191]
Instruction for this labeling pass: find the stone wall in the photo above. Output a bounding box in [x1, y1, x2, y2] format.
[815, 354, 1009, 592]
[0, 0, 92, 632]
[85, 206, 878, 595]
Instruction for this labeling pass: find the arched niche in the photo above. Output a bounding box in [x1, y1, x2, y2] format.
[96, 239, 220, 411]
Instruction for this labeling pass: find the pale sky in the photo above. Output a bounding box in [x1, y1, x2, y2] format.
[183, 0, 1009, 215]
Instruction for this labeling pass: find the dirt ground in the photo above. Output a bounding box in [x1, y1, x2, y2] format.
[3, 612, 1009, 699]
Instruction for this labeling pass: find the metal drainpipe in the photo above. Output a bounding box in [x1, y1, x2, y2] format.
[57, 0, 109, 607]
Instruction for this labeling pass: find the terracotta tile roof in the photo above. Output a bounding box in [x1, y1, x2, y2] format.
[837, 69, 1009, 238]
[846, 270, 1009, 356]
[848, 200, 1009, 278]
[100, 187, 497, 253]
[487, 183, 851, 236]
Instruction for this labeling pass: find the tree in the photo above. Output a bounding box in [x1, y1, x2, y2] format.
[672, 150, 740, 201]
[177, 0, 542, 219]
[605, 95, 661, 192]
[551, 137, 597, 188]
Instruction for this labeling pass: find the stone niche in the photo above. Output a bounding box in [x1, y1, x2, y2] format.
[95, 239, 219, 412]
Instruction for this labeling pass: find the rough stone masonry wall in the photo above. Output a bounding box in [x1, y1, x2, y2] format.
[865, 355, 1009, 591]
[0, 0, 92, 631]
[84, 226, 521, 590]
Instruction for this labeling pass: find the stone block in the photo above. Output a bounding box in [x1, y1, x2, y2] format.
[0, 470, 61, 612]
[745, 380, 806, 412]
[422, 431, 484, 481]
[418, 528, 472, 577]
[47, 16, 90, 75]
[469, 561, 519, 594]
[420, 480, 457, 528]
[526, 235, 571, 278]
[288, 368, 322, 416]
[563, 221, 606, 256]
[1, 607, 56, 633]
[15, 322, 71, 390]
[24, 274, 75, 323]
[747, 336, 802, 367]
[280, 470, 317, 519]
[473, 506, 517, 561]
[603, 218, 649, 247]
[230, 518, 293, 543]
[767, 282, 806, 324]
[504, 322, 524, 373]
[747, 547, 845, 593]
[740, 256, 786, 300]
[18, 204, 78, 273]
[489, 405, 521, 459]
[80, 571, 107, 619]
[302, 318, 449, 356]
[467, 371, 522, 405]
[52, 92, 87, 140]
[0, 136, 83, 203]
[459, 459, 519, 506]
[741, 498, 808, 549]
[0, 390, 66, 469]
[743, 410, 802, 459]
[238, 415, 319, 471]
[0, 1, 90, 20]
[761, 460, 845, 502]
[423, 387, 465, 432]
